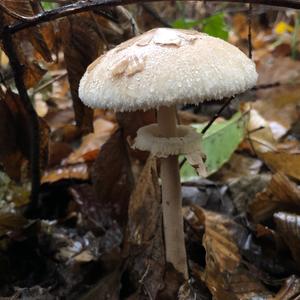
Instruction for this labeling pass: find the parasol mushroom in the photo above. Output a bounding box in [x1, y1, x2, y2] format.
[79, 28, 257, 279]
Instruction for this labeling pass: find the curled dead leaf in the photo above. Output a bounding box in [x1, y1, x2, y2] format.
[192, 206, 272, 300]
[249, 172, 300, 223]
[274, 212, 300, 267]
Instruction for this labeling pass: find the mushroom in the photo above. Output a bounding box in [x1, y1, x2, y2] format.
[79, 28, 257, 279]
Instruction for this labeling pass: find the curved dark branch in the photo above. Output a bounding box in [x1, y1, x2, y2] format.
[2, 29, 41, 215]
[4, 0, 300, 34]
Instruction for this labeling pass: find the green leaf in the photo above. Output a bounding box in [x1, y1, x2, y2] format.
[171, 13, 229, 40]
[180, 112, 247, 181]
[171, 18, 202, 29]
[202, 13, 229, 40]
[41, 2, 57, 10]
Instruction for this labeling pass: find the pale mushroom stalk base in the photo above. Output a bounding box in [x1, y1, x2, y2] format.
[157, 105, 188, 279]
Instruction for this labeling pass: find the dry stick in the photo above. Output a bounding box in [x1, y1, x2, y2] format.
[32, 72, 68, 95]
[157, 105, 188, 279]
[1, 0, 300, 35]
[201, 96, 234, 135]
[2, 30, 40, 216]
[248, 2, 253, 59]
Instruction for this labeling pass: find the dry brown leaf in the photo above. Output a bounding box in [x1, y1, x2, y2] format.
[244, 107, 277, 151]
[274, 212, 300, 267]
[59, 13, 102, 134]
[0, 212, 28, 237]
[192, 206, 273, 300]
[125, 157, 170, 299]
[65, 118, 117, 165]
[254, 57, 300, 138]
[0, 1, 55, 86]
[274, 275, 300, 300]
[117, 110, 156, 163]
[259, 151, 300, 181]
[41, 163, 89, 184]
[91, 129, 134, 224]
[248, 173, 300, 223]
[59, 7, 136, 134]
[127, 157, 161, 244]
[0, 90, 49, 180]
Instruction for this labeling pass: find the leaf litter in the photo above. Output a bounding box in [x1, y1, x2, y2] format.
[1, 2, 300, 300]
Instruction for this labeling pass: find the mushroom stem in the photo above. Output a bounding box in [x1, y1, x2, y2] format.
[157, 105, 188, 279]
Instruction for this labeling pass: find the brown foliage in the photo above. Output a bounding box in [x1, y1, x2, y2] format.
[0, 89, 49, 180]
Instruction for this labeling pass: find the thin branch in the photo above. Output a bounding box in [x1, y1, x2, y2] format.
[201, 96, 234, 135]
[248, 3, 253, 59]
[32, 71, 67, 95]
[253, 82, 280, 90]
[2, 29, 41, 216]
[3, 0, 300, 34]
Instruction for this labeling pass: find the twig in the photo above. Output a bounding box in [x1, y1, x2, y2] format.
[253, 82, 280, 90]
[201, 96, 234, 135]
[248, 3, 253, 59]
[33, 71, 67, 95]
[2, 0, 300, 35]
[1, 28, 40, 216]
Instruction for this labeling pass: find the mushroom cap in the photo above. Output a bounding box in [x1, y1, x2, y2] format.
[79, 28, 257, 112]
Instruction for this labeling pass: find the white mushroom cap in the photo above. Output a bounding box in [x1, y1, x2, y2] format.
[79, 28, 257, 112]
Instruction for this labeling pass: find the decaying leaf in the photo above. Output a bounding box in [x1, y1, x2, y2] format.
[0, 2, 56, 87]
[0, 89, 50, 180]
[249, 173, 300, 223]
[254, 57, 300, 138]
[91, 129, 134, 224]
[245, 107, 277, 152]
[59, 7, 137, 134]
[192, 206, 272, 300]
[0, 212, 28, 237]
[117, 110, 156, 163]
[65, 117, 117, 165]
[274, 212, 300, 267]
[259, 151, 300, 181]
[127, 157, 161, 244]
[79, 269, 121, 300]
[274, 275, 300, 300]
[124, 157, 172, 299]
[41, 163, 89, 184]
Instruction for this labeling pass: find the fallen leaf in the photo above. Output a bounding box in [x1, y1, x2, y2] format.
[65, 117, 116, 165]
[254, 57, 300, 137]
[259, 151, 300, 181]
[91, 129, 134, 225]
[124, 157, 166, 299]
[244, 107, 277, 151]
[274, 275, 300, 300]
[59, 7, 137, 134]
[181, 112, 248, 180]
[116, 110, 156, 163]
[274, 212, 300, 267]
[192, 206, 273, 300]
[41, 163, 89, 183]
[0, 90, 50, 180]
[248, 173, 300, 223]
[0, 212, 28, 237]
